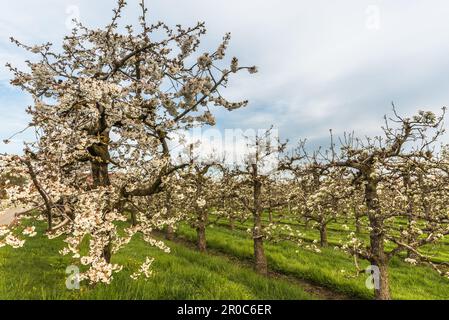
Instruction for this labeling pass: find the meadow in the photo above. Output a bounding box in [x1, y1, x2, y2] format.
[1, 215, 448, 300]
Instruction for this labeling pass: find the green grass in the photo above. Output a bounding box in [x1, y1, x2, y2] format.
[177, 223, 449, 300]
[2, 215, 448, 300]
[213, 213, 449, 264]
[0, 223, 314, 300]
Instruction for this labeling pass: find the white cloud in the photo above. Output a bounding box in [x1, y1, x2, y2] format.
[2, 0, 449, 154]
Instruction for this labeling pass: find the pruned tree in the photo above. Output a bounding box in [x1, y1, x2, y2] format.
[214, 166, 251, 230]
[301, 166, 353, 247]
[229, 129, 286, 275]
[176, 146, 223, 251]
[329, 108, 449, 300]
[1, 0, 256, 284]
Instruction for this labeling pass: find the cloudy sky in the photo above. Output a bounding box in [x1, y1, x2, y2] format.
[1, 0, 449, 154]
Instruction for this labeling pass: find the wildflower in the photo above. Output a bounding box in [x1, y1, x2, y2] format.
[22, 226, 37, 237]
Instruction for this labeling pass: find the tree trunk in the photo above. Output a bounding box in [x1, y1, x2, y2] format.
[229, 217, 235, 230]
[376, 262, 391, 300]
[405, 215, 417, 259]
[268, 209, 273, 223]
[403, 173, 416, 259]
[164, 191, 174, 240]
[197, 224, 207, 252]
[44, 210, 52, 231]
[365, 178, 391, 300]
[23, 157, 53, 230]
[89, 134, 113, 264]
[252, 165, 268, 275]
[369, 257, 391, 300]
[369, 222, 391, 300]
[319, 224, 328, 247]
[254, 235, 267, 275]
[102, 240, 112, 263]
[130, 210, 137, 226]
[166, 225, 174, 241]
[196, 208, 207, 252]
[91, 161, 110, 188]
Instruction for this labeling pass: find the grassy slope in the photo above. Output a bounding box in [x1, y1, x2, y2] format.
[177, 223, 449, 300]
[0, 223, 314, 300]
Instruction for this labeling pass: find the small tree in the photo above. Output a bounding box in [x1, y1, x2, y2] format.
[229, 130, 286, 275]
[177, 147, 222, 252]
[302, 167, 352, 247]
[331, 108, 449, 299]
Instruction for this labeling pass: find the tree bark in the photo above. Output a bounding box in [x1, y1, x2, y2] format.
[102, 240, 112, 264]
[403, 174, 417, 259]
[197, 223, 207, 252]
[254, 235, 267, 275]
[91, 161, 110, 188]
[89, 132, 113, 263]
[165, 190, 174, 240]
[196, 208, 207, 252]
[252, 164, 268, 275]
[166, 225, 174, 240]
[365, 178, 391, 300]
[368, 220, 391, 300]
[22, 157, 53, 230]
[369, 257, 391, 300]
[268, 209, 273, 223]
[319, 224, 328, 247]
[376, 262, 391, 300]
[130, 210, 137, 226]
[229, 217, 235, 230]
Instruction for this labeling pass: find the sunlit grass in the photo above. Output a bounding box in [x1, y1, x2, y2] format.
[177, 223, 449, 300]
[0, 222, 314, 300]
